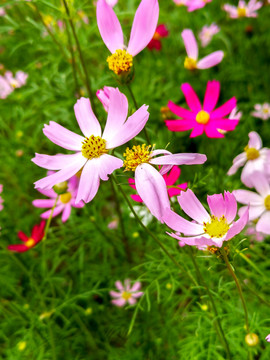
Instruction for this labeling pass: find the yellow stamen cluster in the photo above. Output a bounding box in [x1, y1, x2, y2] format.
[60, 192, 72, 204]
[107, 49, 133, 75]
[122, 291, 132, 300]
[184, 57, 197, 70]
[203, 215, 229, 238]
[25, 238, 35, 248]
[81, 135, 107, 159]
[264, 195, 270, 210]
[196, 110, 210, 124]
[244, 146, 260, 160]
[123, 144, 152, 172]
[237, 7, 247, 17]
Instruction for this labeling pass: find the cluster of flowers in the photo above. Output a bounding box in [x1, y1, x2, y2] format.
[0, 70, 28, 99]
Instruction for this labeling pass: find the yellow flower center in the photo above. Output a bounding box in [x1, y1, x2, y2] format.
[107, 49, 133, 75]
[264, 195, 270, 210]
[60, 192, 72, 204]
[203, 215, 229, 238]
[123, 144, 152, 172]
[237, 7, 247, 17]
[244, 146, 260, 160]
[196, 110, 210, 124]
[43, 15, 54, 26]
[263, 108, 269, 114]
[184, 57, 197, 70]
[153, 31, 161, 41]
[25, 238, 35, 248]
[81, 135, 107, 159]
[122, 291, 132, 300]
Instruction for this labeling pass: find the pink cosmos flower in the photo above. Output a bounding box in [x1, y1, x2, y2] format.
[181, 29, 224, 70]
[227, 132, 270, 188]
[223, 0, 263, 18]
[0, 76, 13, 99]
[0, 185, 3, 211]
[234, 172, 270, 234]
[199, 24, 220, 48]
[110, 279, 143, 307]
[33, 175, 84, 223]
[165, 80, 239, 138]
[108, 219, 118, 229]
[128, 166, 187, 202]
[252, 103, 270, 121]
[186, 0, 212, 12]
[96, 0, 159, 74]
[164, 189, 249, 248]
[123, 145, 206, 221]
[5, 71, 28, 88]
[0, 8, 6, 16]
[266, 334, 270, 342]
[147, 24, 169, 51]
[245, 222, 265, 242]
[32, 88, 149, 204]
[7, 221, 46, 253]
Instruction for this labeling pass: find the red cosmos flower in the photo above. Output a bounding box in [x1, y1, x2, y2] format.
[147, 24, 169, 51]
[128, 166, 187, 202]
[7, 221, 46, 253]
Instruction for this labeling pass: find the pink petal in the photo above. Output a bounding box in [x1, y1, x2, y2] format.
[32, 153, 81, 170]
[61, 204, 72, 222]
[43, 122, 84, 151]
[256, 212, 270, 234]
[224, 191, 237, 223]
[168, 100, 196, 120]
[178, 189, 209, 223]
[238, 205, 264, 221]
[233, 189, 263, 206]
[110, 291, 122, 298]
[210, 97, 237, 120]
[241, 161, 265, 188]
[127, 0, 159, 56]
[111, 298, 126, 307]
[203, 80, 220, 112]
[181, 29, 198, 59]
[163, 166, 181, 185]
[156, 24, 169, 37]
[248, 131, 262, 150]
[225, 207, 249, 241]
[32, 199, 56, 208]
[132, 291, 144, 298]
[134, 163, 170, 221]
[204, 124, 224, 138]
[75, 159, 100, 204]
[197, 51, 224, 69]
[7, 244, 30, 253]
[181, 83, 201, 112]
[207, 193, 225, 217]
[167, 232, 200, 246]
[41, 205, 64, 219]
[96, 86, 114, 112]
[167, 186, 185, 197]
[36, 188, 57, 198]
[252, 171, 270, 197]
[96, 0, 124, 53]
[190, 124, 204, 137]
[227, 153, 246, 175]
[124, 279, 131, 290]
[130, 282, 141, 292]
[128, 297, 137, 305]
[97, 154, 123, 181]
[74, 97, 101, 137]
[18, 231, 28, 242]
[131, 194, 143, 203]
[163, 208, 205, 235]
[149, 153, 207, 166]
[213, 119, 239, 131]
[165, 119, 194, 132]
[115, 280, 124, 291]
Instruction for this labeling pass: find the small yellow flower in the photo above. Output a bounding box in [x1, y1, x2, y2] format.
[85, 308, 92, 316]
[18, 341, 27, 351]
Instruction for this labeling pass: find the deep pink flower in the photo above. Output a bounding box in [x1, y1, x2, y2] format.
[147, 24, 169, 51]
[223, 0, 263, 18]
[7, 221, 46, 253]
[164, 189, 249, 248]
[33, 175, 84, 223]
[128, 166, 187, 202]
[96, 0, 159, 74]
[33, 88, 149, 204]
[186, 0, 212, 12]
[199, 24, 220, 48]
[110, 279, 143, 307]
[181, 29, 224, 70]
[166, 80, 239, 138]
[227, 132, 270, 187]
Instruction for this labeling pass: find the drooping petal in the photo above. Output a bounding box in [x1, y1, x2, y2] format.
[61, 204, 72, 222]
[128, 297, 137, 305]
[248, 131, 262, 150]
[165, 119, 194, 132]
[168, 100, 196, 120]
[149, 153, 207, 166]
[197, 51, 224, 69]
[96, 0, 124, 53]
[203, 80, 220, 113]
[134, 163, 170, 222]
[97, 154, 123, 181]
[166, 232, 199, 246]
[225, 207, 249, 240]
[111, 298, 126, 307]
[210, 97, 237, 120]
[181, 83, 202, 112]
[227, 153, 246, 175]
[75, 159, 100, 204]
[178, 189, 210, 224]
[163, 208, 205, 235]
[32, 199, 56, 208]
[127, 0, 159, 56]
[233, 189, 263, 206]
[256, 212, 270, 234]
[32, 153, 81, 170]
[43, 122, 84, 151]
[181, 29, 198, 60]
[74, 97, 101, 137]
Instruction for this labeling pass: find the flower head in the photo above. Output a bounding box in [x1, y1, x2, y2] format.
[223, 0, 263, 18]
[0, 75, 13, 99]
[166, 80, 239, 138]
[147, 24, 169, 51]
[110, 279, 143, 307]
[252, 103, 270, 121]
[186, 0, 212, 12]
[199, 23, 220, 47]
[227, 132, 270, 187]
[164, 189, 249, 248]
[7, 221, 46, 252]
[181, 29, 224, 70]
[33, 88, 149, 204]
[96, 0, 159, 75]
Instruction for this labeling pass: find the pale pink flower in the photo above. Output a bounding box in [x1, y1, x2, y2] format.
[234, 172, 270, 235]
[164, 189, 249, 248]
[227, 132, 270, 188]
[108, 219, 118, 229]
[5, 71, 28, 89]
[96, 0, 159, 74]
[181, 29, 224, 70]
[252, 103, 270, 121]
[33, 88, 149, 204]
[245, 222, 265, 242]
[0, 76, 12, 99]
[173, 0, 188, 5]
[33, 175, 84, 223]
[223, 0, 263, 18]
[266, 334, 270, 342]
[110, 279, 143, 307]
[0, 8, 6, 16]
[0, 185, 3, 211]
[199, 24, 220, 47]
[186, 0, 212, 12]
[229, 106, 242, 121]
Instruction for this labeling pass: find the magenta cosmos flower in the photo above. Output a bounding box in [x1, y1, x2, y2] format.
[110, 279, 143, 307]
[165, 80, 239, 138]
[33, 175, 84, 223]
[147, 24, 169, 51]
[223, 0, 262, 18]
[234, 172, 270, 234]
[181, 29, 224, 70]
[123, 145, 206, 221]
[33, 88, 149, 204]
[227, 132, 270, 188]
[128, 165, 187, 202]
[8, 221, 46, 253]
[164, 189, 249, 248]
[96, 0, 159, 75]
